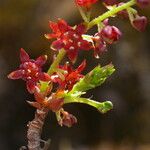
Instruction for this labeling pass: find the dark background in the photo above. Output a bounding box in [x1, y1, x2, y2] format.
[0, 0, 150, 149]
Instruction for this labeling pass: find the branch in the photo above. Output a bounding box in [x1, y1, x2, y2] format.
[88, 0, 136, 29]
[27, 108, 50, 150]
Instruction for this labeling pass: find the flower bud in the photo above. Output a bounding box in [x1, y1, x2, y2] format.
[59, 110, 77, 127]
[132, 15, 148, 32]
[100, 25, 122, 44]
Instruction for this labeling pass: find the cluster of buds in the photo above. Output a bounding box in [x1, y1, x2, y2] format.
[8, 0, 149, 128]
[103, 0, 149, 32]
[91, 20, 122, 58]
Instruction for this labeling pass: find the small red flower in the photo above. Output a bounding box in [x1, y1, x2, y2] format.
[75, 0, 98, 8]
[58, 109, 77, 127]
[45, 19, 91, 63]
[100, 25, 122, 44]
[8, 48, 51, 93]
[51, 60, 86, 91]
[132, 15, 148, 32]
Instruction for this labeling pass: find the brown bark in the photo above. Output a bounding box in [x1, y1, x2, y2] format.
[26, 108, 50, 150]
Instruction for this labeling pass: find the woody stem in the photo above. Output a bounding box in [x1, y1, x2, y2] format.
[27, 108, 50, 150]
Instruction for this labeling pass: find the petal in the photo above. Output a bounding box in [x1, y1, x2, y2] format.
[49, 21, 58, 33]
[76, 60, 86, 73]
[44, 33, 58, 39]
[79, 40, 91, 50]
[64, 62, 72, 73]
[57, 19, 70, 32]
[26, 80, 36, 93]
[7, 69, 23, 79]
[34, 90, 45, 103]
[47, 98, 64, 112]
[39, 72, 51, 81]
[67, 49, 78, 64]
[51, 40, 64, 50]
[20, 48, 30, 63]
[35, 55, 47, 67]
[76, 24, 86, 34]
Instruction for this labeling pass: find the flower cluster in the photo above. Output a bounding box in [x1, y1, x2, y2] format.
[8, 0, 149, 129]
[51, 60, 86, 91]
[103, 0, 148, 32]
[45, 19, 91, 63]
[92, 23, 122, 57]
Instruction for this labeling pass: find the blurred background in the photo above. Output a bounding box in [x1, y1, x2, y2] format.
[0, 0, 150, 150]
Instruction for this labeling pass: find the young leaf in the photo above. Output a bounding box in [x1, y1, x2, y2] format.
[69, 64, 115, 94]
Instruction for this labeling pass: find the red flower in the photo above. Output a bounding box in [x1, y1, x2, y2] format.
[45, 19, 91, 63]
[100, 25, 122, 44]
[8, 48, 51, 93]
[51, 60, 86, 91]
[75, 0, 98, 8]
[132, 15, 148, 32]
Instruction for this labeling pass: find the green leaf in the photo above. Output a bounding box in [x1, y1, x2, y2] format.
[69, 64, 115, 94]
[98, 101, 113, 113]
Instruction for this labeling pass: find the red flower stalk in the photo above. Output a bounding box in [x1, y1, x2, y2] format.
[132, 15, 148, 32]
[8, 48, 51, 93]
[45, 19, 91, 63]
[75, 0, 98, 8]
[51, 60, 86, 91]
[100, 25, 122, 44]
